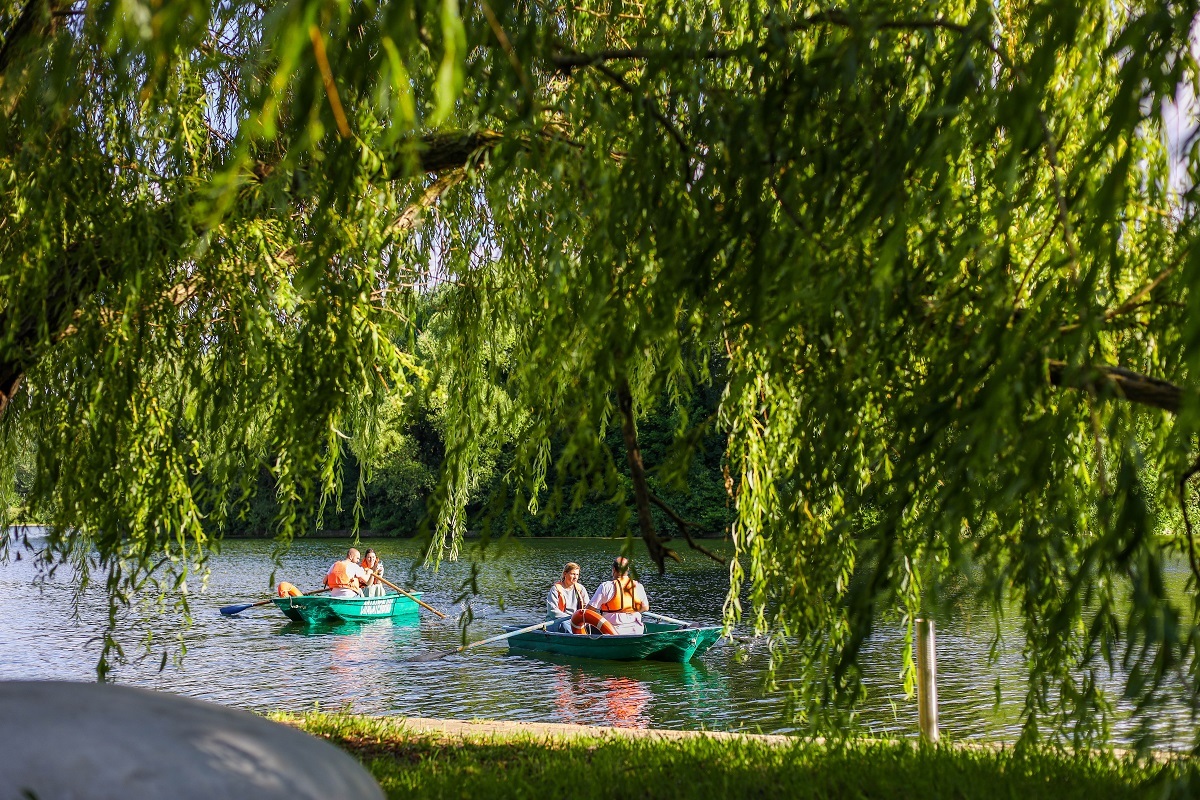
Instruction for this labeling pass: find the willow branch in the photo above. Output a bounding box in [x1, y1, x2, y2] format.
[592, 64, 689, 156]
[0, 0, 56, 76]
[551, 12, 980, 71]
[647, 491, 727, 565]
[0, 134, 487, 419]
[1105, 266, 1176, 322]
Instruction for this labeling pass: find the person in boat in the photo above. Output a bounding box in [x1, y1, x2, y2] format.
[586, 556, 650, 635]
[324, 548, 372, 598]
[361, 549, 386, 597]
[545, 562, 589, 633]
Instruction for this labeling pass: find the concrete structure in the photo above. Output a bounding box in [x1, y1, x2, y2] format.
[0, 681, 382, 800]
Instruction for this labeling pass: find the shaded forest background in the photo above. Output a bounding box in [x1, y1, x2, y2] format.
[8, 290, 734, 542]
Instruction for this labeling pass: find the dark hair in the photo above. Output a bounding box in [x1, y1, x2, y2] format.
[364, 549, 377, 559]
[612, 557, 630, 574]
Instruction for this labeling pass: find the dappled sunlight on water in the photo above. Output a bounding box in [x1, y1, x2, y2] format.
[0, 531, 1195, 746]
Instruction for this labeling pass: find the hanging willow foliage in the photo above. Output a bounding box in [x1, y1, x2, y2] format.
[4, 0, 1200, 745]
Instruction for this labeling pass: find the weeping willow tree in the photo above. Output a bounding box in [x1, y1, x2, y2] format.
[4, 0, 1200, 743]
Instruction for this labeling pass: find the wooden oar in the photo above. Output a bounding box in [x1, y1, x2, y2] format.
[644, 611, 695, 627]
[411, 620, 549, 662]
[220, 587, 332, 616]
[373, 575, 448, 619]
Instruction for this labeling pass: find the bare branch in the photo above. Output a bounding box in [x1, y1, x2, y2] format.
[1105, 266, 1176, 322]
[647, 491, 727, 565]
[592, 63, 689, 156]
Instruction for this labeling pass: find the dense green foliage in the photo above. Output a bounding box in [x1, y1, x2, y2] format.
[216, 352, 733, 539]
[285, 712, 1196, 799]
[4, 0, 1200, 745]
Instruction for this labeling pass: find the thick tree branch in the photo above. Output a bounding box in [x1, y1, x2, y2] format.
[552, 46, 739, 71]
[550, 12, 978, 72]
[616, 376, 680, 574]
[1048, 361, 1186, 414]
[0, 373, 21, 417]
[388, 170, 465, 234]
[391, 130, 504, 177]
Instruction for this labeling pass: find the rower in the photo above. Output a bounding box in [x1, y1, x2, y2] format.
[545, 562, 589, 633]
[324, 548, 371, 598]
[586, 557, 649, 634]
[361, 549, 386, 597]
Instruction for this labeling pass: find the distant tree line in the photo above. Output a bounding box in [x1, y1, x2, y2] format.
[220, 345, 734, 541]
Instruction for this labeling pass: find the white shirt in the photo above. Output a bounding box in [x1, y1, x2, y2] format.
[545, 582, 590, 620]
[588, 579, 648, 634]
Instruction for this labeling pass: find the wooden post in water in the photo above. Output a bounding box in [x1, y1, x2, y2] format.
[915, 617, 940, 743]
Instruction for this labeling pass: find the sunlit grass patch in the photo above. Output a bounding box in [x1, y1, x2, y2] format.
[276, 712, 1194, 799]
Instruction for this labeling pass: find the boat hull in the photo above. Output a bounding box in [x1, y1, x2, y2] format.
[271, 592, 422, 624]
[504, 621, 722, 662]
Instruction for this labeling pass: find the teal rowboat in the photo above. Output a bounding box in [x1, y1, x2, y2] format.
[504, 621, 722, 662]
[271, 591, 422, 625]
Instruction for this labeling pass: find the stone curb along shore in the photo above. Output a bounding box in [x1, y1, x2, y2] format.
[387, 716, 798, 745]
[310, 716, 1187, 763]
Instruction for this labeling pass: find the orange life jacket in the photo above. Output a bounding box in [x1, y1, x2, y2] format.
[325, 559, 360, 590]
[553, 582, 584, 611]
[600, 577, 639, 614]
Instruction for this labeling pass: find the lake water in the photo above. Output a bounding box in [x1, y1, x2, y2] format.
[0, 532, 1194, 746]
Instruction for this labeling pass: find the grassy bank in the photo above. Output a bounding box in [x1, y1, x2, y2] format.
[280, 713, 1194, 799]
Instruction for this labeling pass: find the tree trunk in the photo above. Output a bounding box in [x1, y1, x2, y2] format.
[616, 375, 677, 573]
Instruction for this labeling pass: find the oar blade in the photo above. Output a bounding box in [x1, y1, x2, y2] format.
[219, 603, 256, 616]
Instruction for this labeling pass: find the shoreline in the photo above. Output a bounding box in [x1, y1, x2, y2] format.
[382, 715, 796, 745]
[279, 712, 1187, 799]
[283, 713, 1189, 761]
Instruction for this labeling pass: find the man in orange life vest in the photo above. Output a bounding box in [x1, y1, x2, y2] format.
[325, 548, 373, 598]
[587, 557, 649, 635]
[545, 562, 590, 633]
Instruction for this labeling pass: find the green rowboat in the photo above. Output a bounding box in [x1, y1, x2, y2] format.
[504, 621, 722, 662]
[271, 591, 422, 625]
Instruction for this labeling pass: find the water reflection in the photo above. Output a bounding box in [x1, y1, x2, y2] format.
[549, 668, 652, 727]
[522, 651, 727, 729]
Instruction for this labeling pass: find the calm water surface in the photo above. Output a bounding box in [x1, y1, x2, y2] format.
[0, 532, 1194, 746]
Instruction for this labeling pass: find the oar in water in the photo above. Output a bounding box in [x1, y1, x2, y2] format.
[411, 620, 549, 662]
[646, 611, 743, 643]
[644, 611, 696, 627]
[373, 575, 448, 619]
[219, 587, 332, 616]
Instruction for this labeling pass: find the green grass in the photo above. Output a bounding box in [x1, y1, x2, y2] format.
[278, 713, 1196, 799]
